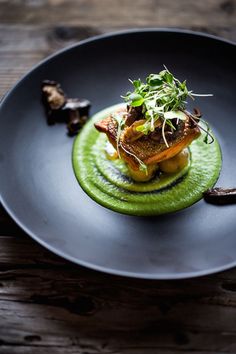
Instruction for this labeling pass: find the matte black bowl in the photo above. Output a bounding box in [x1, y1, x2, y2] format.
[0, 29, 235, 279]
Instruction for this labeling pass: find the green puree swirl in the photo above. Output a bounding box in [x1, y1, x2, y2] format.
[72, 104, 222, 216]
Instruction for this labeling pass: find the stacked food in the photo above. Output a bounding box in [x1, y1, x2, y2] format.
[95, 68, 212, 181]
[72, 68, 221, 215]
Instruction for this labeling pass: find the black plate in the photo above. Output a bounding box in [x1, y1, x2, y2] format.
[0, 29, 235, 279]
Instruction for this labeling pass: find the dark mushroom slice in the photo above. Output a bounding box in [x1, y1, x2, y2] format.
[41, 80, 67, 124]
[64, 98, 91, 118]
[203, 188, 236, 205]
[64, 98, 91, 135]
[41, 80, 92, 134]
[125, 105, 144, 126]
[67, 113, 81, 136]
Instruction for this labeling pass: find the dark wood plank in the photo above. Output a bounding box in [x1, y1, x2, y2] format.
[0, 236, 236, 352]
[0, 0, 236, 28]
[0, 234, 236, 352]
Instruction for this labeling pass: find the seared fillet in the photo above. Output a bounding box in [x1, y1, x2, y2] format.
[95, 109, 200, 170]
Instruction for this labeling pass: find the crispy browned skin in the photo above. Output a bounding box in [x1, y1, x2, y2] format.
[94, 109, 201, 170]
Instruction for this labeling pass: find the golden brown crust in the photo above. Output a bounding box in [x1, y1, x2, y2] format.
[94, 110, 201, 170]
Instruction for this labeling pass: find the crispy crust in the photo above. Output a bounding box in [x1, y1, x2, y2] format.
[94, 110, 201, 170]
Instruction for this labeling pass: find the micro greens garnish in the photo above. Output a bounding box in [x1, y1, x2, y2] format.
[122, 66, 213, 146]
[115, 67, 213, 172]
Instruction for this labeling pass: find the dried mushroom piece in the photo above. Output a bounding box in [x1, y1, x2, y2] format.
[125, 105, 143, 126]
[64, 98, 91, 135]
[41, 80, 91, 135]
[41, 80, 66, 124]
[42, 80, 66, 110]
[65, 98, 91, 117]
[203, 188, 236, 205]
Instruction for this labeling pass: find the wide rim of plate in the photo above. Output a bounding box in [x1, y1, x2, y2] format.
[0, 28, 235, 280]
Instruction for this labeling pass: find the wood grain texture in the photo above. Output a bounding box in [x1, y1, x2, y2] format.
[0, 225, 236, 353]
[0, 0, 236, 27]
[0, 0, 236, 353]
[0, 235, 236, 353]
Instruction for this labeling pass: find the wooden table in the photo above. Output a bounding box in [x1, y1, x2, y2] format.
[0, 1, 236, 353]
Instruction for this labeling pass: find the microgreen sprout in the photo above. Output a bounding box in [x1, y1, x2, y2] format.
[122, 66, 213, 146]
[116, 67, 213, 171]
[186, 110, 214, 144]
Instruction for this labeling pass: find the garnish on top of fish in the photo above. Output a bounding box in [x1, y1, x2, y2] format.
[95, 68, 213, 182]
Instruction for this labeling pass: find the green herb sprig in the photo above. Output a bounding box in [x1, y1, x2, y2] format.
[116, 67, 214, 172]
[122, 66, 213, 147]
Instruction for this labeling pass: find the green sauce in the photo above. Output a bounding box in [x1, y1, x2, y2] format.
[72, 104, 222, 216]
